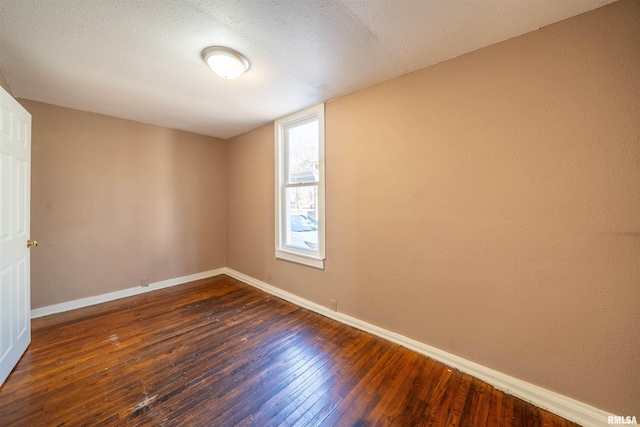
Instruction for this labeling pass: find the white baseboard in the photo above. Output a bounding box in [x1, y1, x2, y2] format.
[30, 268, 226, 319]
[223, 267, 615, 427]
[29, 266, 618, 425]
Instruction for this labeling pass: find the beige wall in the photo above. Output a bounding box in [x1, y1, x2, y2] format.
[226, 0, 640, 416]
[0, 68, 12, 94]
[22, 100, 227, 309]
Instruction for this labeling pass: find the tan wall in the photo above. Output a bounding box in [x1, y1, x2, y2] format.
[23, 100, 227, 309]
[0, 68, 12, 94]
[226, 0, 640, 416]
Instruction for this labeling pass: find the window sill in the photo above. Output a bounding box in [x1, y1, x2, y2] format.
[276, 249, 324, 269]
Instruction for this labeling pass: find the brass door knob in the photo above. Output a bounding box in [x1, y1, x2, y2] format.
[26, 239, 38, 248]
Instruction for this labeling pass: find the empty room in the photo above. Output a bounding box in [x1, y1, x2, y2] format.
[0, 0, 638, 426]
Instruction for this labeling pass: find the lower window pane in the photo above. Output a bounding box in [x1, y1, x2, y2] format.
[285, 186, 318, 252]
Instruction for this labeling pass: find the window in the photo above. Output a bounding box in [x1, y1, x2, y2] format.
[275, 103, 325, 269]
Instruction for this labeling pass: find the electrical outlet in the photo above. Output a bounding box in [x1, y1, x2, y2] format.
[329, 299, 337, 312]
[141, 277, 149, 287]
[266, 270, 272, 280]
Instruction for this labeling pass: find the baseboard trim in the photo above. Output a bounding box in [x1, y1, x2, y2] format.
[30, 268, 226, 319]
[223, 267, 614, 427]
[29, 266, 616, 425]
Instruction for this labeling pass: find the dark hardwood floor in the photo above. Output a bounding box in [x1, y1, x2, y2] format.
[0, 275, 579, 426]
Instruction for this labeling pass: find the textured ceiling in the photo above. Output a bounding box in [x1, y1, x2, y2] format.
[0, 0, 616, 139]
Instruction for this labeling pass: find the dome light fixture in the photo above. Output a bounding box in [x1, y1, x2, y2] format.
[202, 46, 249, 80]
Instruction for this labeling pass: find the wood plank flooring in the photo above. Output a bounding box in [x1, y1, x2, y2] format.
[0, 275, 580, 426]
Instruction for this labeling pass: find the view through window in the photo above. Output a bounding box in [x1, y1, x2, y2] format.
[285, 119, 319, 251]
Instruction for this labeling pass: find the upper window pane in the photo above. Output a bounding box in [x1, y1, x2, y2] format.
[286, 119, 319, 184]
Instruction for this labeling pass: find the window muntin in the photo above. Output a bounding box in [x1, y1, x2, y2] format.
[275, 104, 325, 269]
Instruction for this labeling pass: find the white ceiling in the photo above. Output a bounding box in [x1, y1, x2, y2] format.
[0, 0, 615, 140]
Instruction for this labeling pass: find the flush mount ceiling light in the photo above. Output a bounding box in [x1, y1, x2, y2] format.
[202, 46, 249, 80]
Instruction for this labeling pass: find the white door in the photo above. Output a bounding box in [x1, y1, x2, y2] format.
[0, 86, 32, 386]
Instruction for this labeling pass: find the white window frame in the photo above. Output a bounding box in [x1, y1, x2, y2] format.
[275, 103, 325, 269]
